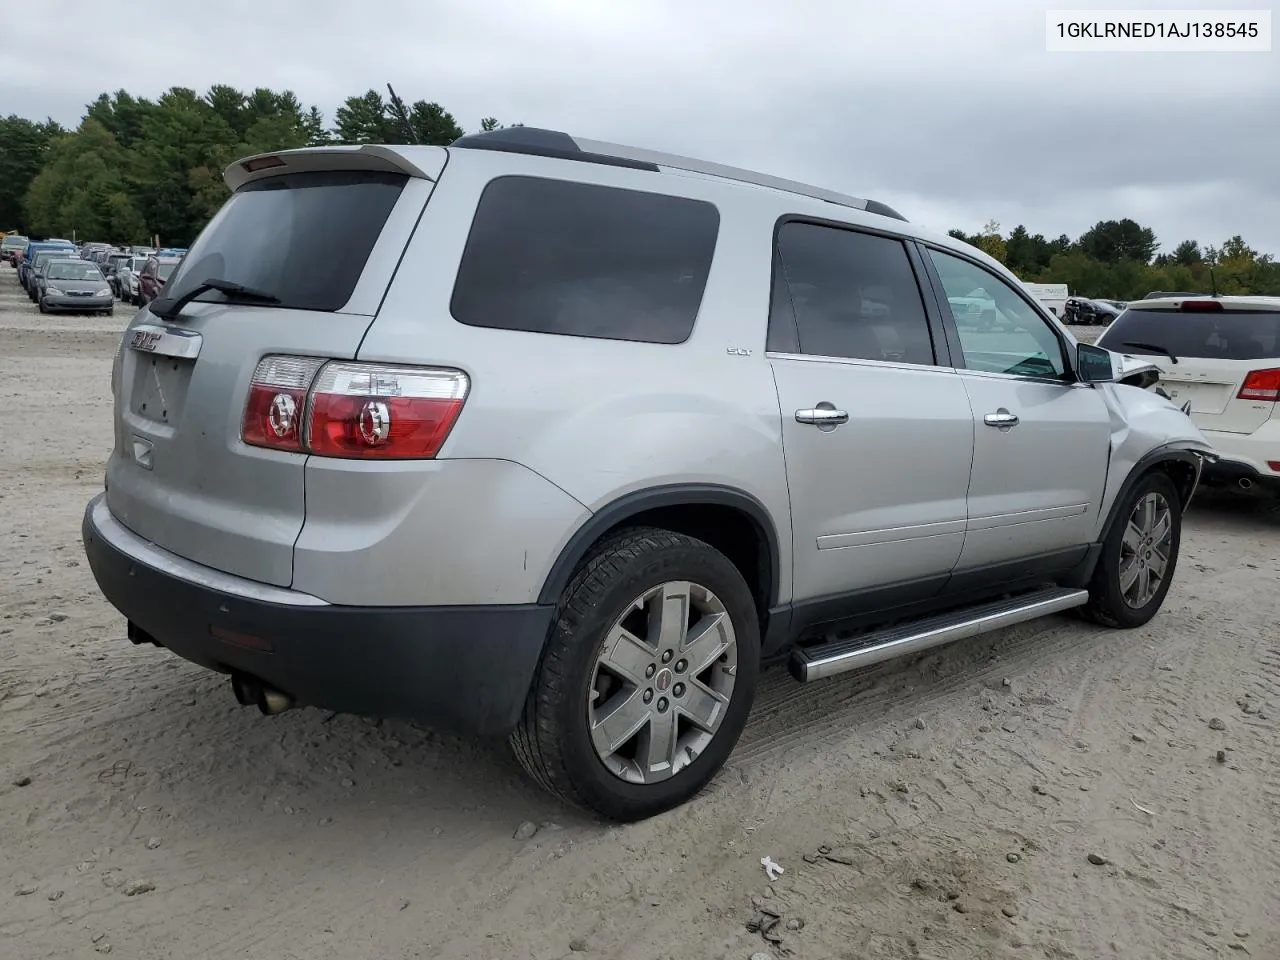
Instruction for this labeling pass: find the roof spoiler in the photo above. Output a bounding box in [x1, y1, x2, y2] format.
[223, 144, 444, 191]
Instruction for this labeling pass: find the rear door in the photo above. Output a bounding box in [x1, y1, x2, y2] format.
[769, 221, 973, 604]
[1098, 303, 1280, 435]
[106, 150, 445, 587]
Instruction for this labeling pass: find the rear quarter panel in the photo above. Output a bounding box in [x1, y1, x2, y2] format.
[355, 150, 796, 604]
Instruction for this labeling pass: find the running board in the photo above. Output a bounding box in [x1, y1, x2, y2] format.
[789, 587, 1090, 682]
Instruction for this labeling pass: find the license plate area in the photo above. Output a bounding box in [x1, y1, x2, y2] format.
[1159, 380, 1232, 415]
[127, 325, 201, 427]
[129, 353, 195, 425]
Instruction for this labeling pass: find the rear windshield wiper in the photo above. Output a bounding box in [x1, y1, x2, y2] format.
[1119, 340, 1178, 364]
[151, 277, 280, 320]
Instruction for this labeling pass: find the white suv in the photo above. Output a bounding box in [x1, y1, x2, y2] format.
[82, 127, 1212, 820]
[1097, 296, 1279, 504]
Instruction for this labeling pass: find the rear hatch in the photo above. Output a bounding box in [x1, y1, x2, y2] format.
[1099, 301, 1280, 434]
[105, 146, 446, 587]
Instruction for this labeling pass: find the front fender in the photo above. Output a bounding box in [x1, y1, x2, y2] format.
[1095, 382, 1213, 537]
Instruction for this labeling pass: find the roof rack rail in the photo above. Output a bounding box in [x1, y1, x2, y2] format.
[449, 127, 907, 222]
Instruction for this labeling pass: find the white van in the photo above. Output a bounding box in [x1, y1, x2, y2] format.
[1022, 282, 1070, 318]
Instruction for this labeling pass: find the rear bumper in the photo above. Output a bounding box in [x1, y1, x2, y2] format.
[82, 494, 554, 737]
[1199, 427, 1280, 493]
[1200, 456, 1280, 494]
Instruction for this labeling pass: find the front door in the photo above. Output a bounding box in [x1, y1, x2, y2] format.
[922, 246, 1112, 572]
[769, 221, 974, 604]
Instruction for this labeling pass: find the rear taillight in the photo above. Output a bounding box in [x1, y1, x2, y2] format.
[241, 356, 469, 460]
[242, 356, 326, 452]
[306, 362, 469, 459]
[1237, 368, 1280, 403]
[1179, 300, 1224, 312]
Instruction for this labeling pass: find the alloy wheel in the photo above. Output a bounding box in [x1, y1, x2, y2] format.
[587, 580, 738, 785]
[1119, 492, 1173, 608]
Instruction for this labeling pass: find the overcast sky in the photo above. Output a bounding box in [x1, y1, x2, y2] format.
[4, 0, 1276, 256]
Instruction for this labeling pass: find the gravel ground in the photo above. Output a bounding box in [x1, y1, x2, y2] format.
[2, 262, 1277, 960]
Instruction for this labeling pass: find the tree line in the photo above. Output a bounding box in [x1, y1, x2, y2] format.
[3, 87, 1277, 300]
[950, 217, 1278, 300]
[1, 85, 508, 247]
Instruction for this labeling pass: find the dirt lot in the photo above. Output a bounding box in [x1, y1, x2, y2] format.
[2, 262, 1278, 960]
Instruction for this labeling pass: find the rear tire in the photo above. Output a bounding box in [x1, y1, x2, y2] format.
[1081, 472, 1182, 628]
[511, 527, 760, 821]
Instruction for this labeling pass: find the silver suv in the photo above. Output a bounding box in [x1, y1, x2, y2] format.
[82, 128, 1212, 821]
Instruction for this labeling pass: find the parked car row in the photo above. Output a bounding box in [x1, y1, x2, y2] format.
[6, 235, 188, 313]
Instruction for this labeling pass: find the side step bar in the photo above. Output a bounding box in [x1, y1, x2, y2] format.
[789, 587, 1089, 682]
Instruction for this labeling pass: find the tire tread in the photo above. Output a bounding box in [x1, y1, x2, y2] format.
[1080, 471, 1182, 629]
[510, 526, 750, 817]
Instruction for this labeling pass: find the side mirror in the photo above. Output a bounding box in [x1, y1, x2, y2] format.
[1076, 342, 1117, 383]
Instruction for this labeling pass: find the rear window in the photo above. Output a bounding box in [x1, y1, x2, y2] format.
[1103, 308, 1280, 362]
[162, 169, 408, 312]
[450, 175, 720, 344]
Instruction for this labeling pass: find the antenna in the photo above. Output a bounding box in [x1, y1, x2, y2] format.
[1209, 267, 1218, 297]
[385, 83, 418, 144]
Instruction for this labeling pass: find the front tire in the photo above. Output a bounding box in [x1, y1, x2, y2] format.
[1082, 472, 1182, 628]
[511, 527, 760, 821]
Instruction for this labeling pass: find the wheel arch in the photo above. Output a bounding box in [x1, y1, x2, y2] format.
[1100, 447, 1204, 541]
[536, 484, 782, 619]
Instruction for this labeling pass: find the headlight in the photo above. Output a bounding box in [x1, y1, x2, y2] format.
[96, 287, 111, 297]
[46, 286, 64, 296]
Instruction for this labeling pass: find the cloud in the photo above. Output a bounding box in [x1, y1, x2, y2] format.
[3, 0, 1276, 254]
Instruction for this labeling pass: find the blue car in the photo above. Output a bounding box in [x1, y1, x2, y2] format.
[18, 241, 77, 290]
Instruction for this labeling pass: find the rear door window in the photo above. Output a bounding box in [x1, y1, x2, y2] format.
[450, 175, 720, 344]
[1102, 308, 1280, 362]
[771, 221, 937, 366]
[162, 169, 409, 312]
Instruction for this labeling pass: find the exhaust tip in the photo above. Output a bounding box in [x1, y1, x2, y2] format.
[257, 686, 295, 716]
[1238, 476, 1254, 490]
[231, 674, 295, 715]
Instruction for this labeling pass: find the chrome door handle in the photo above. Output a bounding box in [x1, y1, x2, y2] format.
[796, 406, 849, 427]
[983, 409, 1020, 428]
